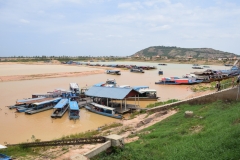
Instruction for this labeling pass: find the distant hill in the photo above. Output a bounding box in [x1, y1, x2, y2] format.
[131, 46, 236, 58]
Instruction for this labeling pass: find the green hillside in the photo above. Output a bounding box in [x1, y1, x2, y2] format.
[132, 46, 236, 59]
[95, 100, 240, 160]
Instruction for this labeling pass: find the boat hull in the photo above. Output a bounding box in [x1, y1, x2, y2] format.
[155, 81, 203, 85]
[85, 106, 122, 119]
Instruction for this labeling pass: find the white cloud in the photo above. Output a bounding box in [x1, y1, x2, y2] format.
[149, 24, 170, 31]
[19, 19, 30, 23]
[106, 35, 122, 38]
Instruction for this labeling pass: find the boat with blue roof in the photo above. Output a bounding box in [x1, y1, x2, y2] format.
[51, 98, 69, 118]
[69, 99, 80, 120]
[24, 97, 62, 114]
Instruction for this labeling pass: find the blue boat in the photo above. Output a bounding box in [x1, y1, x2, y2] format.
[85, 102, 122, 119]
[0, 153, 11, 160]
[69, 100, 80, 120]
[8, 97, 46, 109]
[158, 70, 163, 75]
[51, 99, 69, 118]
[24, 97, 62, 114]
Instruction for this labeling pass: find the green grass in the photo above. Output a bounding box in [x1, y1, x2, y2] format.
[191, 78, 234, 92]
[94, 100, 240, 160]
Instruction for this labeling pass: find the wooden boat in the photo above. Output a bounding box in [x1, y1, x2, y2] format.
[51, 99, 69, 118]
[85, 102, 122, 119]
[158, 63, 167, 66]
[192, 66, 203, 69]
[69, 100, 80, 120]
[203, 65, 210, 68]
[130, 68, 144, 73]
[24, 97, 62, 114]
[106, 70, 121, 75]
[8, 97, 46, 109]
[155, 77, 203, 85]
[128, 86, 159, 101]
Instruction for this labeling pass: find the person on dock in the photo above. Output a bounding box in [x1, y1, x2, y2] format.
[215, 81, 221, 92]
[237, 75, 240, 86]
[232, 77, 235, 88]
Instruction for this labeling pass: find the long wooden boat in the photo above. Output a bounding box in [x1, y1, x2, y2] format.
[85, 102, 122, 119]
[130, 68, 144, 73]
[155, 77, 203, 85]
[16, 97, 56, 112]
[106, 70, 121, 75]
[24, 97, 62, 114]
[51, 99, 69, 118]
[69, 100, 80, 120]
[8, 97, 46, 109]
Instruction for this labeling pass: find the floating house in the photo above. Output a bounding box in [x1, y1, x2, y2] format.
[85, 86, 140, 115]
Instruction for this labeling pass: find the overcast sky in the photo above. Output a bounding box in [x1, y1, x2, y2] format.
[0, 0, 240, 57]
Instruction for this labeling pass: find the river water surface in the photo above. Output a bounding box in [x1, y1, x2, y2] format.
[0, 62, 229, 144]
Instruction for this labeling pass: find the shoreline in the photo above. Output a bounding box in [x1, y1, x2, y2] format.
[0, 70, 106, 82]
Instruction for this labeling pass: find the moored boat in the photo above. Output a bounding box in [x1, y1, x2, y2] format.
[192, 66, 203, 69]
[51, 98, 69, 118]
[69, 99, 80, 120]
[24, 97, 62, 114]
[130, 68, 144, 73]
[106, 70, 121, 75]
[128, 86, 159, 101]
[85, 102, 122, 119]
[155, 77, 203, 85]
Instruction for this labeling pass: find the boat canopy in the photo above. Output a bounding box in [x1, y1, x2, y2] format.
[69, 83, 79, 89]
[132, 86, 149, 91]
[53, 99, 68, 109]
[119, 85, 131, 88]
[91, 102, 115, 110]
[69, 101, 79, 110]
[138, 89, 157, 94]
[33, 97, 62, 106]
[17, 97, 46, 103]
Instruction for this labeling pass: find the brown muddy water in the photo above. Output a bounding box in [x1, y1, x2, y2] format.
[0, 63, 229, 144]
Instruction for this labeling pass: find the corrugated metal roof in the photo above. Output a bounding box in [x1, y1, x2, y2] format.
[69, 101, 79, 110]
[85, 86, 138, 99]
[53, 99, 68, 109]
[33, 97, 62, 105]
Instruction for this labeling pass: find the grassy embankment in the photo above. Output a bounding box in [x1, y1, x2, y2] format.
[94, 100, 240, 160]
[190, 78, 234, 92]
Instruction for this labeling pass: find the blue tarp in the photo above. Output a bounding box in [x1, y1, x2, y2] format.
[53, 99, 68, 109]
[69, 101, 79, 110]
